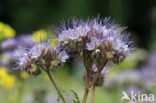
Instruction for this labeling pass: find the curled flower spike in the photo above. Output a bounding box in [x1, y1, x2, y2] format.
[11, 36, 69, 75]
[57, 17, 134, 66]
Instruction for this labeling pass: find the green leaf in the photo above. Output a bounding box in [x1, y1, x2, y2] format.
[70, 90, 80, 103]
[57, 88, 68, 102]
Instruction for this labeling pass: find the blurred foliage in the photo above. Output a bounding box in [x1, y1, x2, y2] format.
[51, 39, 58, 48]
[0, 0, 155, 50]
[0, 67, 16, 90]
[112, 49, 148, 71]
[0, 22, 15, 41]
[32, 29, 48, 43]
[20, 71, 29, 79]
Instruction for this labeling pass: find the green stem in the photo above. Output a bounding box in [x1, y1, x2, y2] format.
[82, 88, 89, 103]
[91, 85, 96, 103]
[88, 71, 101, 88]
[46, 70, 66, 103]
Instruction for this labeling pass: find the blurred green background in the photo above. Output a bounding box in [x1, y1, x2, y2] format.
[0, 0, 156, 103]
[0, 0, 156, 49]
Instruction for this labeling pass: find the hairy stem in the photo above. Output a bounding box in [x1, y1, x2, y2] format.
[91, 85, 96, 103]
[46, 70, 66, 103]
[88, 71, 101, 88]
[82, 88, 89, 103]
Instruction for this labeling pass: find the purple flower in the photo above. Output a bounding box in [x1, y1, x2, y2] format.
[1, 38, 16, 50]
[140, 52, 156, 84]
[17, 35, 35, 48]
[57, 19, 90, 44]
[12, 40, 69, 70]
[57, 51, 69, 63]
[0, 35, 36, 70]
[57, 17, 134, 65]
[18, 53, 30, 70]
[1, 35, 35, 52]
[12, 48, 31, 70]
[92, 64, 98, 72]
[54, 46, 61, 54]
[86, 18, 132, 56]
[54, 46, 69, 63]
[29, 42, 51, 60]
[86, 37, 102, 50]
[92, 63, 109, 74]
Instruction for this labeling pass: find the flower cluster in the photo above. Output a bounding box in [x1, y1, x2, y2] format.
[0, 35, 35, 71]
[1, 35, 68, 76]
[57, 17, 134, 87]
[1, 35, 35, 57]
[13, 40, 68, 75]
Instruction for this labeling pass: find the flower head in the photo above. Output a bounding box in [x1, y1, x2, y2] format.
[54, 46, 69, 63]
[0, 35, 36, 71]
[57, 17, 134, 66]
[1, 35, 35, 53]
[57, 19, 90, 43]
[29, 42, 51, 60]
[57, 17, 134, 88]
[1, 38, 16, 50]
[11, 37, 69, 75]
